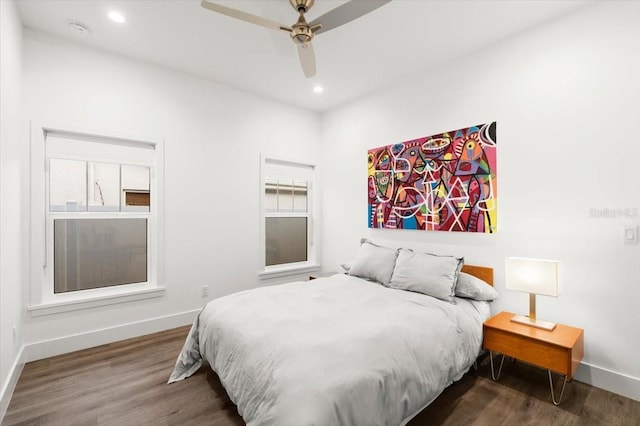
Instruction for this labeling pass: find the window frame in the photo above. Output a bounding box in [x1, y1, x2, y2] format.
[258, 155, 319, 279]
[29, 124, 165, 316]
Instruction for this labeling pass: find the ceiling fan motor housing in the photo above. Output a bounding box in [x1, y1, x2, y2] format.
[290, 23, 313, 44]
[290, 0, 314, 13]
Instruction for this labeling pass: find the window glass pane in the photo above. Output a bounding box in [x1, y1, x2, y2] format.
[293, 180, 308, 213]
[49, 158, 87, 212]
[54, 218, 147, 293]
[88, 162, 120, 212]
[277, 179, 294, 213]
[265, 217, 307, 266]
[121, 165, 150, 212]
[265, 178, 308, 213]
[265, 178, 278, 212]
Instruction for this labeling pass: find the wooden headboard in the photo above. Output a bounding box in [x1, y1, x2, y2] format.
[461, 265, 494, 286]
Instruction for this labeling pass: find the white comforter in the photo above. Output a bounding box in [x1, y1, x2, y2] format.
[169, 274, 490, 426]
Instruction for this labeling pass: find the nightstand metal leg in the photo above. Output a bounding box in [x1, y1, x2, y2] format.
[489, 351, 505, 381]
[548, 370, 568, 405]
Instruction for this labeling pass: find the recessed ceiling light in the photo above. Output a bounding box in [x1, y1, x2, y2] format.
[108, 11, 126, 24]
[313, 85, 324, 94]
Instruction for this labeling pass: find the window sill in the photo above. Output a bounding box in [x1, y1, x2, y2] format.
[258, 264, 320, 280]
[28, 287, 166, 317]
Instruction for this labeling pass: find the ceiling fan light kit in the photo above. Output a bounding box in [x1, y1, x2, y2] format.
[288, 17, 318, 46]
[200, 0, 391, 78]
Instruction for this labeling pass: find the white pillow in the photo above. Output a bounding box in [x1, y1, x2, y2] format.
[389, 248, 463, 303]
[454, 272, 499, 301]
[348, 240, 398, 285]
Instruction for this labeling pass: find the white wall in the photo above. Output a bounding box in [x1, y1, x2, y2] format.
[320, 1, 640, 400]
[21, 30, 321, 348]
[0, 0, 26, 415]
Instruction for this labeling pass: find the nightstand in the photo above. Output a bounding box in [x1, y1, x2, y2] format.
[483, 311, 584, 405]
[308, 272, 340, 280]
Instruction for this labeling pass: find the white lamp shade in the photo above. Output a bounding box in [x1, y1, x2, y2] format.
[505, 257, 559, 297]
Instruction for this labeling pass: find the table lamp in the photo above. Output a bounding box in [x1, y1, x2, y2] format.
[505, 257, 559, 331]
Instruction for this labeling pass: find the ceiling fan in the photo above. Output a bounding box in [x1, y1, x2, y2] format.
[200, 0, 391, 78]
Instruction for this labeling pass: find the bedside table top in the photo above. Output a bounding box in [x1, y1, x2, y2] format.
[484, 311, 583, 349]
[309, 271, 341, 280]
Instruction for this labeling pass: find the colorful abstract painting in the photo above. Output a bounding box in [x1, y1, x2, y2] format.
[368, 122, 497, 233]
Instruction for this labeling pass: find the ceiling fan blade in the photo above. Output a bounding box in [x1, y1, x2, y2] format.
[201, 0, 290, 32]
[309, 0, 391, 35]
[297, 43, 316, 78]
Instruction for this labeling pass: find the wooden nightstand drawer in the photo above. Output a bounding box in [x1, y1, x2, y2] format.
[484, 328, 570, 375]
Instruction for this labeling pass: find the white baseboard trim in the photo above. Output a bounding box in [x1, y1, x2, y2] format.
[0, 345, 26, 423]
[574, 361, 640, 402]
[24, 309, 199, 363]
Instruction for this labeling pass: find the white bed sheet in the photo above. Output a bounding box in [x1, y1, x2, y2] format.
[169, 273, 491, 426]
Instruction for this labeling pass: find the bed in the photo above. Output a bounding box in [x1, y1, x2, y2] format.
[169, 244, 496, 426]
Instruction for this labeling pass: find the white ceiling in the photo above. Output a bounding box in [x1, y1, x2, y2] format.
[17, 0, 592, 112]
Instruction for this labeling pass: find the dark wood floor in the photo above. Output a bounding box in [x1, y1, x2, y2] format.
[4, 327, 639, 425]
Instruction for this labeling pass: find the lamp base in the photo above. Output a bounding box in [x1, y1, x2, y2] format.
[510, 314, 557, 331]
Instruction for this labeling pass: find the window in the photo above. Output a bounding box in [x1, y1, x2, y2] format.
[49, 158, 151, 294]
[265, 179, 308, 266]
[29, 127, 165, 315]
[261, 157, 317, 276]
